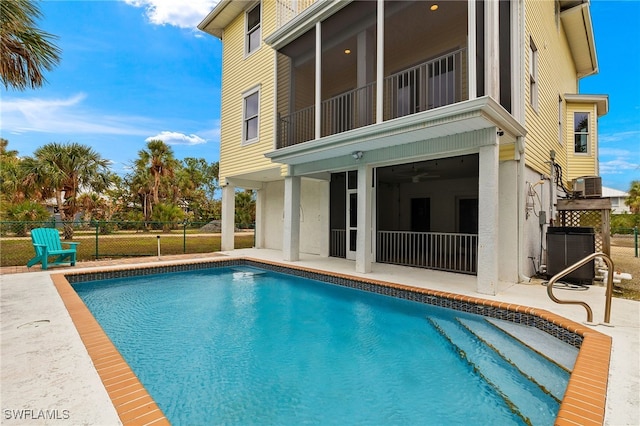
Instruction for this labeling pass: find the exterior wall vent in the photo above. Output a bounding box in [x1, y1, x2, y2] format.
[572, 176, 602, 198]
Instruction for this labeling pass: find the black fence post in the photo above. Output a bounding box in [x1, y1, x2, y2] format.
[183, 221, 187, 254]
[95, 222, 99, 260]
[635, 226, 638, 258]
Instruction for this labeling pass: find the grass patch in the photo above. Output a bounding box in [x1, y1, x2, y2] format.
[1, 234, 254, 267]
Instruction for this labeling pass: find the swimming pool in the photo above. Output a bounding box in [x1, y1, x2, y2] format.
[72, 263, 573, 425]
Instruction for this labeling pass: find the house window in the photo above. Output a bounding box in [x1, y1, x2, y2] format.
[243, 88, 260, 144]
[246, 3, 261, 55]
[574, 112, 590, 153]
[529, 38, 538, 110]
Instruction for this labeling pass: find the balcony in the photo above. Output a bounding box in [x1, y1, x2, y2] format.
[277, 48, 467, 149]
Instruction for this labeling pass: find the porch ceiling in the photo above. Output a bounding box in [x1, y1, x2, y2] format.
[265, 96, 525, 166]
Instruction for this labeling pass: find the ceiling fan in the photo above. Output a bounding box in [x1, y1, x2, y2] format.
[393, 165, 440, 182]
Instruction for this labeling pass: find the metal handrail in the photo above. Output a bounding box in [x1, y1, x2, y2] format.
[546, 252, 614, 326]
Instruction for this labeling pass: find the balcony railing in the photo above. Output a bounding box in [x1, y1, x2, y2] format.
[321, 82, 376, 137]
[276, 48, 467, 149]
[376, 230, 478, 275]
[278, 105, 315, 148]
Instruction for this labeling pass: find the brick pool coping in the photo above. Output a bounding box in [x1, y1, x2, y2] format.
[53, 257, 612, 426]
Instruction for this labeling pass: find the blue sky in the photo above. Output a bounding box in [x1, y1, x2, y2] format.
[1, 0, 638, 192]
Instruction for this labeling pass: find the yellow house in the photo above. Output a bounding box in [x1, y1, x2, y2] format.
[199, 0, 608, 294]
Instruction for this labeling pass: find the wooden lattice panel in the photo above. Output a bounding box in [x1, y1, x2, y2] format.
[558, 210, 604, 252]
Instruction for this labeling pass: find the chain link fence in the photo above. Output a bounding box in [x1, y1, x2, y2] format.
[0, 220, 255, 267]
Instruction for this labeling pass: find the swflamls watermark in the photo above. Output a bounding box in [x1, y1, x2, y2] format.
[3, 409, 70, 421]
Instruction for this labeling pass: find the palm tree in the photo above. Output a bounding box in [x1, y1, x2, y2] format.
[22, 142, 112, 238]
[134, 140, 178, 215]
[0, 138, 25, 204]
[0, 0, 61, 90]
[625, 180, 640, 214]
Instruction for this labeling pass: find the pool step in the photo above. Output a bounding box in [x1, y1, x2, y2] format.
[457, 317, 570, 402]
[485, 318, 578, 372]
[427, 316, 560, 426]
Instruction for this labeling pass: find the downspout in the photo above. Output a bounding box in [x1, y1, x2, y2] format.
[516, 136, 531, 283]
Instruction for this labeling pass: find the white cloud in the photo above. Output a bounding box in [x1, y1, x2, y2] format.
[0, 93, 155, 136]
[123, 0, 219, 29]
[599, 129, 640, 144]
[146, 131, 206, 145]
[600, 158, 640, 175]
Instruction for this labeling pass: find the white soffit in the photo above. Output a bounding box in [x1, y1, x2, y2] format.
[198, 0, 249, 38]
[560, 2, 598, 77]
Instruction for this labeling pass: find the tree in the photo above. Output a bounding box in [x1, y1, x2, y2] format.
[22, 142, 112, 238]
[0, 138, 26, 204]
[625, 180, 640, 214]
[134, 140, 178, 219]
[0, 0, 61, 90]
[176, 158, 219, 221]
[235, 190, 255, 228]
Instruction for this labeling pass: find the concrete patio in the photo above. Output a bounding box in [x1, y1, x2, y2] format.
[1, 249, 638, 425]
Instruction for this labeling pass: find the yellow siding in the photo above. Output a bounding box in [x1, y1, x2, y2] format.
[565, 102, 598, 182]
[500, 143, 516, 161]
[524, 0, 578, 181]
[219, 1, 277, 183]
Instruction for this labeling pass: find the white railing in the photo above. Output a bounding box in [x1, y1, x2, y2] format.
[377, 231, 478, 275]
[276, 0, 319, 29]
[277, 49, 466, 148]
[330, 229, 346, 258]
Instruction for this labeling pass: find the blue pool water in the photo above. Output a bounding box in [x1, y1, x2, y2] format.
[74, 267, 563, 425]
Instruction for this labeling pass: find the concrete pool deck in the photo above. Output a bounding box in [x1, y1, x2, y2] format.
[1, 249, 638, 425]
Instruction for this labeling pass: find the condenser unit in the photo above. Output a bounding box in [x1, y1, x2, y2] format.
[572, 176, 602, 198]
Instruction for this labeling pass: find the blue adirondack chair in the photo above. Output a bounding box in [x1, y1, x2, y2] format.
[27, 228, 80, 270]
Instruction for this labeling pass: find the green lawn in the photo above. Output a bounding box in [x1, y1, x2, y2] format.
[1, 234, 255, 267]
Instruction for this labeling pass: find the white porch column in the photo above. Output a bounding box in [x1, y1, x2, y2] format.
[254, 188, 265, 249]
[376, 0, 384, 124]
[477, 140, 500, 295]
[485, 0, 500, 100]
[283, 175, 301, 261]
[315, 22, 322, 139]
[221, 184, 235, 251]
[356, 164, 372, 273]
[467, 0, 477, 100]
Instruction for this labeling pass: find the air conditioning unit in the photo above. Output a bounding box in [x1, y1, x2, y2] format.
[572, 176, 602, 198]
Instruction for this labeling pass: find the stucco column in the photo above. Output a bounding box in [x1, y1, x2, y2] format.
[477, 140, 500, 295]
[221, 184, 235, 251]
[283, 175, 301, 261]
[254, 188, 264, 249]
[356, 164, 372, 273]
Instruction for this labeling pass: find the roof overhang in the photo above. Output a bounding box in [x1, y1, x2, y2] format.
[198, 0, 253, 39]
[564, 94, 609, 116]
[560, 0, 598, 78]
[265, 97, 525, 166]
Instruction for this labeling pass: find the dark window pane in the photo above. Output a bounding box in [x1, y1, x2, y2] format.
[348, 170, 357, 189]
[349, 230, 357, 251]
[574, 134, 588, 153]
[246, 117, 258, 140]
[349, 193, 357, 227]
[574, 112, 589, 133]
[248, 28, 260, 52]
[247, 4, 260, 30]
[245, 92, 258, 117]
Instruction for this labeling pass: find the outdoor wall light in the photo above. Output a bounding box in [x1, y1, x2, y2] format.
[351, 151, 364, 160]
